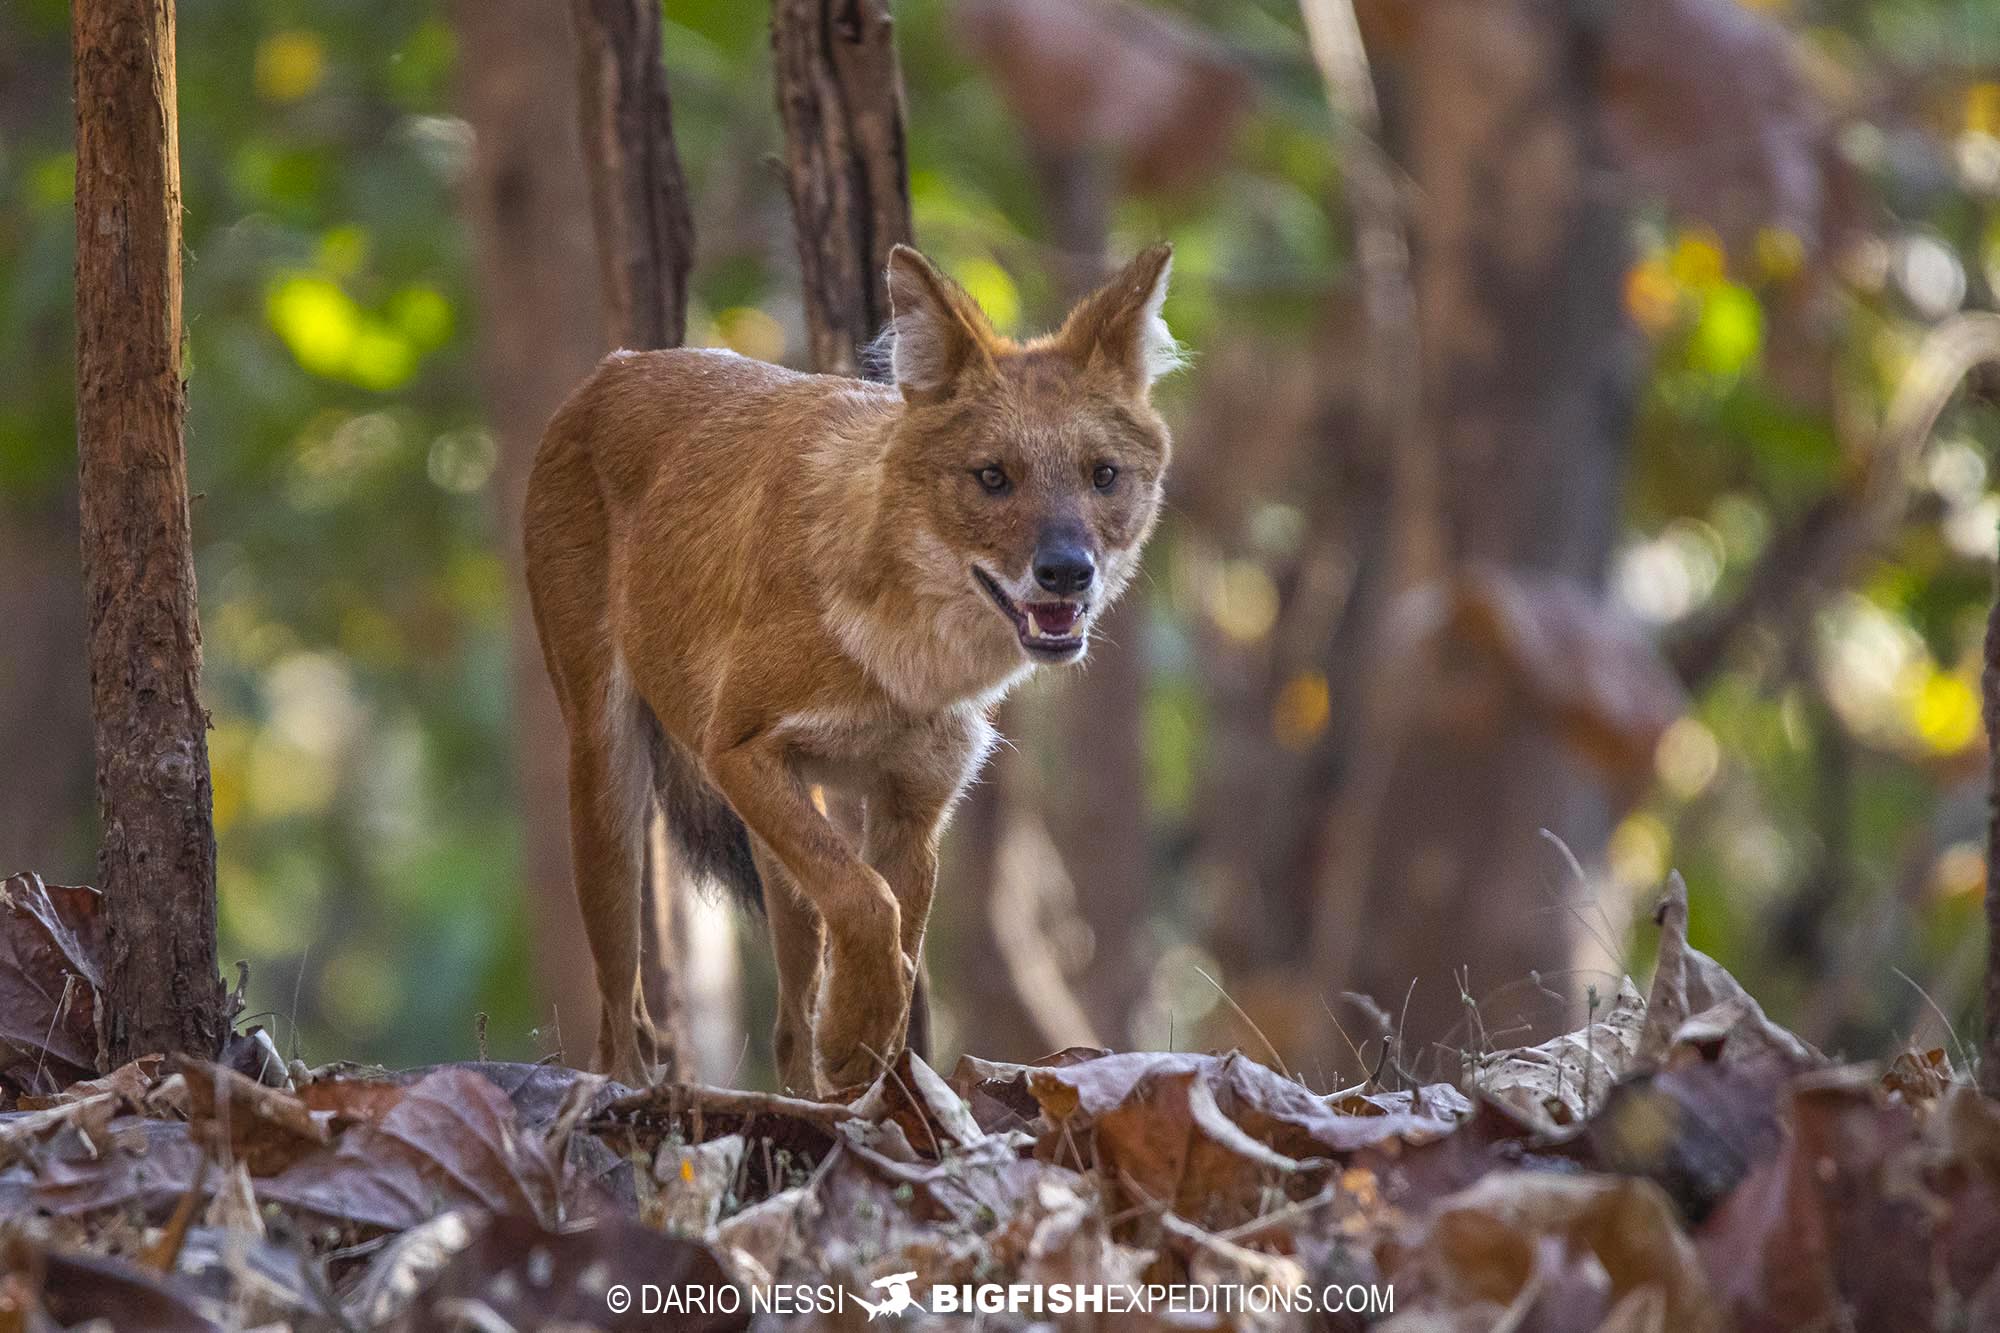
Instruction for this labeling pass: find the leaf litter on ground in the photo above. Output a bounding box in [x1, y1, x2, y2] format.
[0, 867, 1994, 1330]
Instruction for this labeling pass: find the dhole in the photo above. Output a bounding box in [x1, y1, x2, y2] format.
[524, 244, 1177, 1092]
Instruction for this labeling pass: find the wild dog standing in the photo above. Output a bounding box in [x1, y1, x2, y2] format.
[524, 244, 1178, 1092]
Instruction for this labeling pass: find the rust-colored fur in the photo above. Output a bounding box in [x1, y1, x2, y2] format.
[524, 245, 1177, 1091]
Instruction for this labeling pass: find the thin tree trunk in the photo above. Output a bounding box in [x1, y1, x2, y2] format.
[1308, 0, 1636, 1064]
[1033, 150, 1152, 1046]
[453, 0, 605, 1058]
[72, 0, 222, 1066]
[572, 0, 696, 353]
[569, 0, 699, 1074]
[771, 0, 914, 376]
[1985, 584, 2000, 1098]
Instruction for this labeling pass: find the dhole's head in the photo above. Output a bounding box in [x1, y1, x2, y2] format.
[876, 244, 1179, 667]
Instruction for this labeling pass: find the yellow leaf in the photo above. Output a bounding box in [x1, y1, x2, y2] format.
[1272, 672, 1331, 750]
[1670, 229, 1727, 290]
[1910, 670, 1980, 754]
[257, 31, 326, 103]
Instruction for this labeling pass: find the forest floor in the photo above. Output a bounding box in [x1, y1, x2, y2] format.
[0, 869, 1996, 1332]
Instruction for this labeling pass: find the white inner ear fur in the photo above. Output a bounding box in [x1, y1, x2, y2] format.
[1134, 254, 1185, 386]
[883, 263, 957, 398]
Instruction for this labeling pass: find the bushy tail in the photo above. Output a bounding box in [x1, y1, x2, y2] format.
[640, 704, 762, 909]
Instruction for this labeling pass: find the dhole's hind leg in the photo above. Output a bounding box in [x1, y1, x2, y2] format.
[566, 714, 652, 1086]
[524, 433, 653, 1086]
[752, 839, 822, 1094]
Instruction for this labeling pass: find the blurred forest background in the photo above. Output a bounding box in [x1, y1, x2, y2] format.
[5, 0, 2000, 1087]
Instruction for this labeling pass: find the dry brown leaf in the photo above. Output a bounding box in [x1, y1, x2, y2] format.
[1330, 1083, 1474, 1122]
[589, 1079, 856, 1204]
[947, 1045, 1107, 1135]
[1473, 977, 1647, 1129]
[376, 1213, 745, 1332]
[1588, 1048, 1792, 1226]
[256, 1065, 572, 1233]
[850, 1049, 987, 1158]
[1696, 1069, 2000, 1331]
[12, 1116, 205, 1220]
[1030, 1052, 1457, 1237]
[15, 1055, 160, 1112]
[1881, 1046, 1955, 1107]
[1640, 874, 1821, 1070]
[0, 873, 106, 1098]
[1379, 1171, 1724, 1333]
[180, 1061, 331, 1176]
[647, 1132, 745, 1234]
[0, 1235, 215, 1333]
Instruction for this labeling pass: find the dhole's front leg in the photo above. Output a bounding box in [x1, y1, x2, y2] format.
[707, 736, 908, 1091]
[863, 793, 945, 1060]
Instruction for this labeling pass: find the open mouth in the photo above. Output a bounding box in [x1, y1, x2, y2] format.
[973, 566, 1088, 657]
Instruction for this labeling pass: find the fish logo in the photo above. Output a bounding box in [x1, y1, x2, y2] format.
[856, 1272, 923, 1321]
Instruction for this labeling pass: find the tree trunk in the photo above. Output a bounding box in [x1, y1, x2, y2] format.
[1985, 581, 2000, 1098]
[571, 0, 696, 353]
[1033, 150, 1152, 1046]
[72, 0, 223, 1066]
[453, 0, 605, 1058]
[569, 0, 700, 1074]
[771, 0, 914, 376]
[1309, 0, 1636, 1065]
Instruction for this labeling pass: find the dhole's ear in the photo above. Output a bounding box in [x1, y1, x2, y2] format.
[881, 246, 1000, 404]
[1055, 244, 1181, 398]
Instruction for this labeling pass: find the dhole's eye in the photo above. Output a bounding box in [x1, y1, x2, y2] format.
[1092, 464, 1118, 491]
[975, 464, 1010, 495]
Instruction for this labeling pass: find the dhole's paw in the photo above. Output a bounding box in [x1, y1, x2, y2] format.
[815, 948, 910, 1092]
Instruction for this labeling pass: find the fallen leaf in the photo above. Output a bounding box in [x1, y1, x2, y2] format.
[1585, 1050, 1794, 1224]
[180, 1060, 332, 1176]
[257, 1065, 574, 1233]
[1695, 1067, 2000, 1332]
[1030, 1052, 1456, 1236]
[1474, 977, 1647, 1128]
[0, 873, 106, 1098]
[0, 1236, 215, 1333]
[1640, 874, 1821, 1070]
[377, 1212, 746, 1332]
[1379, 1171, 1724, 1333]
[850, 1050, 987, 1158]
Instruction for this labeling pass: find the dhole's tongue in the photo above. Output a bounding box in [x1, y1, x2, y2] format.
[1027, 603, 1080, 637]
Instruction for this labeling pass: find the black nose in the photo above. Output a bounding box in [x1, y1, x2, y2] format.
[1033, 538, 1096, 595]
